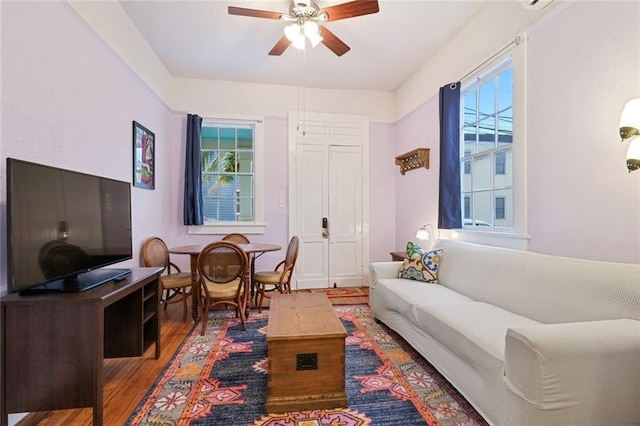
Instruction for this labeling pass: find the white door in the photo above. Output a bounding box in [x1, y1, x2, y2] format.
[295, 144, 329, 288]
[328, 146, 363, 287]
[289, 111, 369, 289]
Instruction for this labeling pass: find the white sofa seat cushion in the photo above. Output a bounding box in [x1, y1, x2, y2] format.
[371, 279, 474, 326]
[413, 302, 542, 373]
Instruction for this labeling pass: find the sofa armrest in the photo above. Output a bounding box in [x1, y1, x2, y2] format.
[368, 261, 402, 287]
[503, 319, 640, 425]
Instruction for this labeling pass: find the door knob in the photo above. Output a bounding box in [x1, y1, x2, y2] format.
[322, 217, 329, 238]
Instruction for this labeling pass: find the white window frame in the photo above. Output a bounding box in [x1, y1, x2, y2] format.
[189, 114, 265, 235]
[461, 59, 513, 230]
[450, 34, 528, 248]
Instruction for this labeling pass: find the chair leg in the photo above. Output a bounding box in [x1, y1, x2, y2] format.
[163, 288, 170, 310]
[253, 283, 260, 312]
[237, 296, 247, 331]
[255, 283, 261, 313]
[258, 287, 265, 311]
[200, 297, 209, 336]
[181, 289, 188, 320]
[253, 285, 259, 310]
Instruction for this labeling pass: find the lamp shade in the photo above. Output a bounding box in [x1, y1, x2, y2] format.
[292, 33, 306, 50]
[416, 228, 429, 240]
[303, 20, 319, 35]
[415, 224, 434, 241]
[619, 98, 640, 140]
[284, 23, 301, 42]
[626, 136, 640, 172]
[304, 21, 323, 47]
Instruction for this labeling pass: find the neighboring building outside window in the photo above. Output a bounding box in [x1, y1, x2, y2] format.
[189, 116, 265, 235]
[460, 59, 514, 229]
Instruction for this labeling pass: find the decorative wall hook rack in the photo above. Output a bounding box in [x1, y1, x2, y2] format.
[395, 148, 430, 175]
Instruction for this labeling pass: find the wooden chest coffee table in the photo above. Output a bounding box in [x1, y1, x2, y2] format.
[265, 292, 348, 413]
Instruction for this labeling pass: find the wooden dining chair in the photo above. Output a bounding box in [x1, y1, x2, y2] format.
[253, 235, 299, 313]
[222, 233, 251, 244]
[142, 237, 192, 320]
[197, 240, 250, 334]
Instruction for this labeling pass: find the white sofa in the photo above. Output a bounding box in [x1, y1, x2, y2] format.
[369, 239, 640, 426]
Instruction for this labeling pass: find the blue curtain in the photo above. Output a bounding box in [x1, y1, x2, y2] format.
[184, 114, 203, 225]
[438, 82, 462, 229]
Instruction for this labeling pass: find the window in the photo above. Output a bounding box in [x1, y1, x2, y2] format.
[189, 116, 264, 235]
[495, 196, 506, 219]
[461, 60, 513, 229]
[464, 196, 471, 219]
[495, 152, 506, 175]
[463, 151, 471, 174]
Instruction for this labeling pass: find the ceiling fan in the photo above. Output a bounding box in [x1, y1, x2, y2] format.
[228, 0, 380, 57]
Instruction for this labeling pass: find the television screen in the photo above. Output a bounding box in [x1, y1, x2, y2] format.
[6, 158, 133, 294]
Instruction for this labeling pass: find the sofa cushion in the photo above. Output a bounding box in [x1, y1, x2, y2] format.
[413, 302, 542, 373]
[398, 241, 443, 283]
[372, 279, 474, 326]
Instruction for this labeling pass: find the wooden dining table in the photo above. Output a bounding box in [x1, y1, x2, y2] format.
[168, 243, 282, 321]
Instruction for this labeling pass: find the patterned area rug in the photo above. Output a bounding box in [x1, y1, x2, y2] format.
[127, 305, 487, 425]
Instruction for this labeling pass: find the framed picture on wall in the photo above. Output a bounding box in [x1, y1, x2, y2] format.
[133, 121, 155, 189]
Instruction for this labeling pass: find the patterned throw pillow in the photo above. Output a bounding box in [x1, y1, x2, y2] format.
[398, 241, 443, 283]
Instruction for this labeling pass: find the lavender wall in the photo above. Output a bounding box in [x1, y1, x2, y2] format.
[369, 122, 397, 262]
[526, 1, 640, 262]
[394, 96, 440, 251]
[0, 2, 174, 291]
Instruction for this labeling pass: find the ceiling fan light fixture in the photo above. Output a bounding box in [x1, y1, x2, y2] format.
[307, 30, 323, 47]
[229, 0, 380, 56]
[303, 20, 319, 34]
[292, 32, 306, 50]
[284, 23, 302, 42]
[303, 20, 322, 47]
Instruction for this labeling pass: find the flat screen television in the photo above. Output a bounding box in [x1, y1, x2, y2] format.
[6, 158, 133, 294]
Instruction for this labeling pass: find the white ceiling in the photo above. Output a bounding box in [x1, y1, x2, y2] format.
[118, 0, 490, 92]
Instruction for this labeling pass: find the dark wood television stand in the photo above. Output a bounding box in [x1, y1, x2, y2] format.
[0, 267, 163, 426]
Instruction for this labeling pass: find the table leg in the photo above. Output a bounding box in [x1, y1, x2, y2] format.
[243, 268, 251, 319]
[190, 254, 199, 322]
[250, 254, 256, 306]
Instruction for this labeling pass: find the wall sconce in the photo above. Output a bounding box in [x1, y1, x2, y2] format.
[416, 224, 434, 241]
[620, 98, 640, 172]
[626, 137, 640, 172]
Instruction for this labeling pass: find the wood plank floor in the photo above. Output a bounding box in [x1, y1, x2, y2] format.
[16, 288, 369, 425]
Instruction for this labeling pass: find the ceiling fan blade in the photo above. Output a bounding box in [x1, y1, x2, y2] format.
[269, 35, 292, 56]
[228, 6, 282, 20]
[319, 26, 350, 56]
[319, 0, 379, 22]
